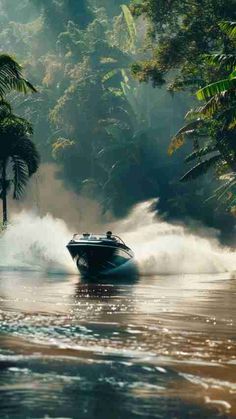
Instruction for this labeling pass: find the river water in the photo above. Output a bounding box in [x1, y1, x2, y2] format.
[0, 271, 236, 418]
[0, 204, 235, 418]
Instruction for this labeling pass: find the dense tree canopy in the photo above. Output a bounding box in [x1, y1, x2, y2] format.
[0, 0, 234, 241]
[130, 0, 236, 90]
[130, 0, 236, 235]
[168, 21, 236, 215]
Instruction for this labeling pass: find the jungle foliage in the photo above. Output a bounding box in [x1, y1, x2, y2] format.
[169, 21, 236, 215]
[130, 0, 236, 90]
[130, 0, 236, 234]
[0, 0, 234, 240]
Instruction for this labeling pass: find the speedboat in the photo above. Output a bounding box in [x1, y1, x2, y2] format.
[67, 231, 134, 276]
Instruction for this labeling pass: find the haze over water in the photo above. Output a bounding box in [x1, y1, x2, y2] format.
[0, 202, 236, 418]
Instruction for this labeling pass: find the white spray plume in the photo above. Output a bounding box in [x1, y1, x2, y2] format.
[0, 201, 235, 275]
[117, 201, 236, 275]
[0, 211, 76, 274]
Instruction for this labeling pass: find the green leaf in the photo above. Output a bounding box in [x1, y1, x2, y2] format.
[180, 155, 222, 182]
[121, 5, 137, 49]
[229, 69, 236, 79]
[206, 53, 236, 70]
[197, 78, 236, 100]
[102, 68, 120, 83]
[219, 21, 236, 40]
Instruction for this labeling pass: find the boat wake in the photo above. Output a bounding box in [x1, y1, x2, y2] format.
[0, 202, 235, 275]
[0, 212, 76, 274]
[118, 201, 236, 275]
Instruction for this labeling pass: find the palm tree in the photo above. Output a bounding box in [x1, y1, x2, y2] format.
[0, 101, 40, 224]
[0, 54, 38, 225]
[0, 54, 36, 97]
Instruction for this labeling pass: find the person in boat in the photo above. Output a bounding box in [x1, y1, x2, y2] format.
[106, 231, 115, 240]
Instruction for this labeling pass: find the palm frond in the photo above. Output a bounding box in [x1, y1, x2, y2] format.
[12, 137, 40, 176]
[197, 78, 236, 100]
[224, 106, 236, 129]
[121, 5, 137, 49]
[229, 69, 236, 79]
[0, 99, 12, 120]
[0, 54, 21, 67]
[216, 177, 236, 201]
[180, 154, 222, 182]
[206, 53, 236, 71]
[11, 156, 29, 199]
[205, 176, 236, 205]
[0, 55, 37, 97]
[188, 90, 236, 120]
[185, 144, 218, 163]
[168, 119, 203, 155]
[8, 77, 37, 95]
[10, 115, 34, 135]
[219, 21, 236, 40]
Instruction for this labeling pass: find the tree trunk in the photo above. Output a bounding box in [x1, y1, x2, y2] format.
[2, 159, 7, 225]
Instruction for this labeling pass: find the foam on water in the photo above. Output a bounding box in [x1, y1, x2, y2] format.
[0, 202, 235, 275]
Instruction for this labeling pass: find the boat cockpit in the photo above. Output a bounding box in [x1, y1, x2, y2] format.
[72, 232, 126, 246]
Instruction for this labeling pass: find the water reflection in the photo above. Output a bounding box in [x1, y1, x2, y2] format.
[0, 270, 235, 418]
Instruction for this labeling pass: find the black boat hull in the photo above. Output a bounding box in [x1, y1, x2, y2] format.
[67, 242, 133, 276]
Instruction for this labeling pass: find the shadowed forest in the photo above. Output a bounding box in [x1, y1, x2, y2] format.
[0, 3, 236, 418]
[0, 0, 235, 242]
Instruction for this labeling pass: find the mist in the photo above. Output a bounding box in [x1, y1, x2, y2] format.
[0, 200, 235, 275]
[10, 163, 112, 232]
[0, 3, 236, 418]
[0, 0, 234, 242]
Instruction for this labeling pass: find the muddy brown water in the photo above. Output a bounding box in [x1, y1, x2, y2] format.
[0, 270, 236, 418]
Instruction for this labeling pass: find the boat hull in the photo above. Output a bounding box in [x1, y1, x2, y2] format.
[67, 242, 133, 276]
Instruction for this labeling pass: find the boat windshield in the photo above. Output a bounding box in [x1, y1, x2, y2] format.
[72, 233, 126, 245]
